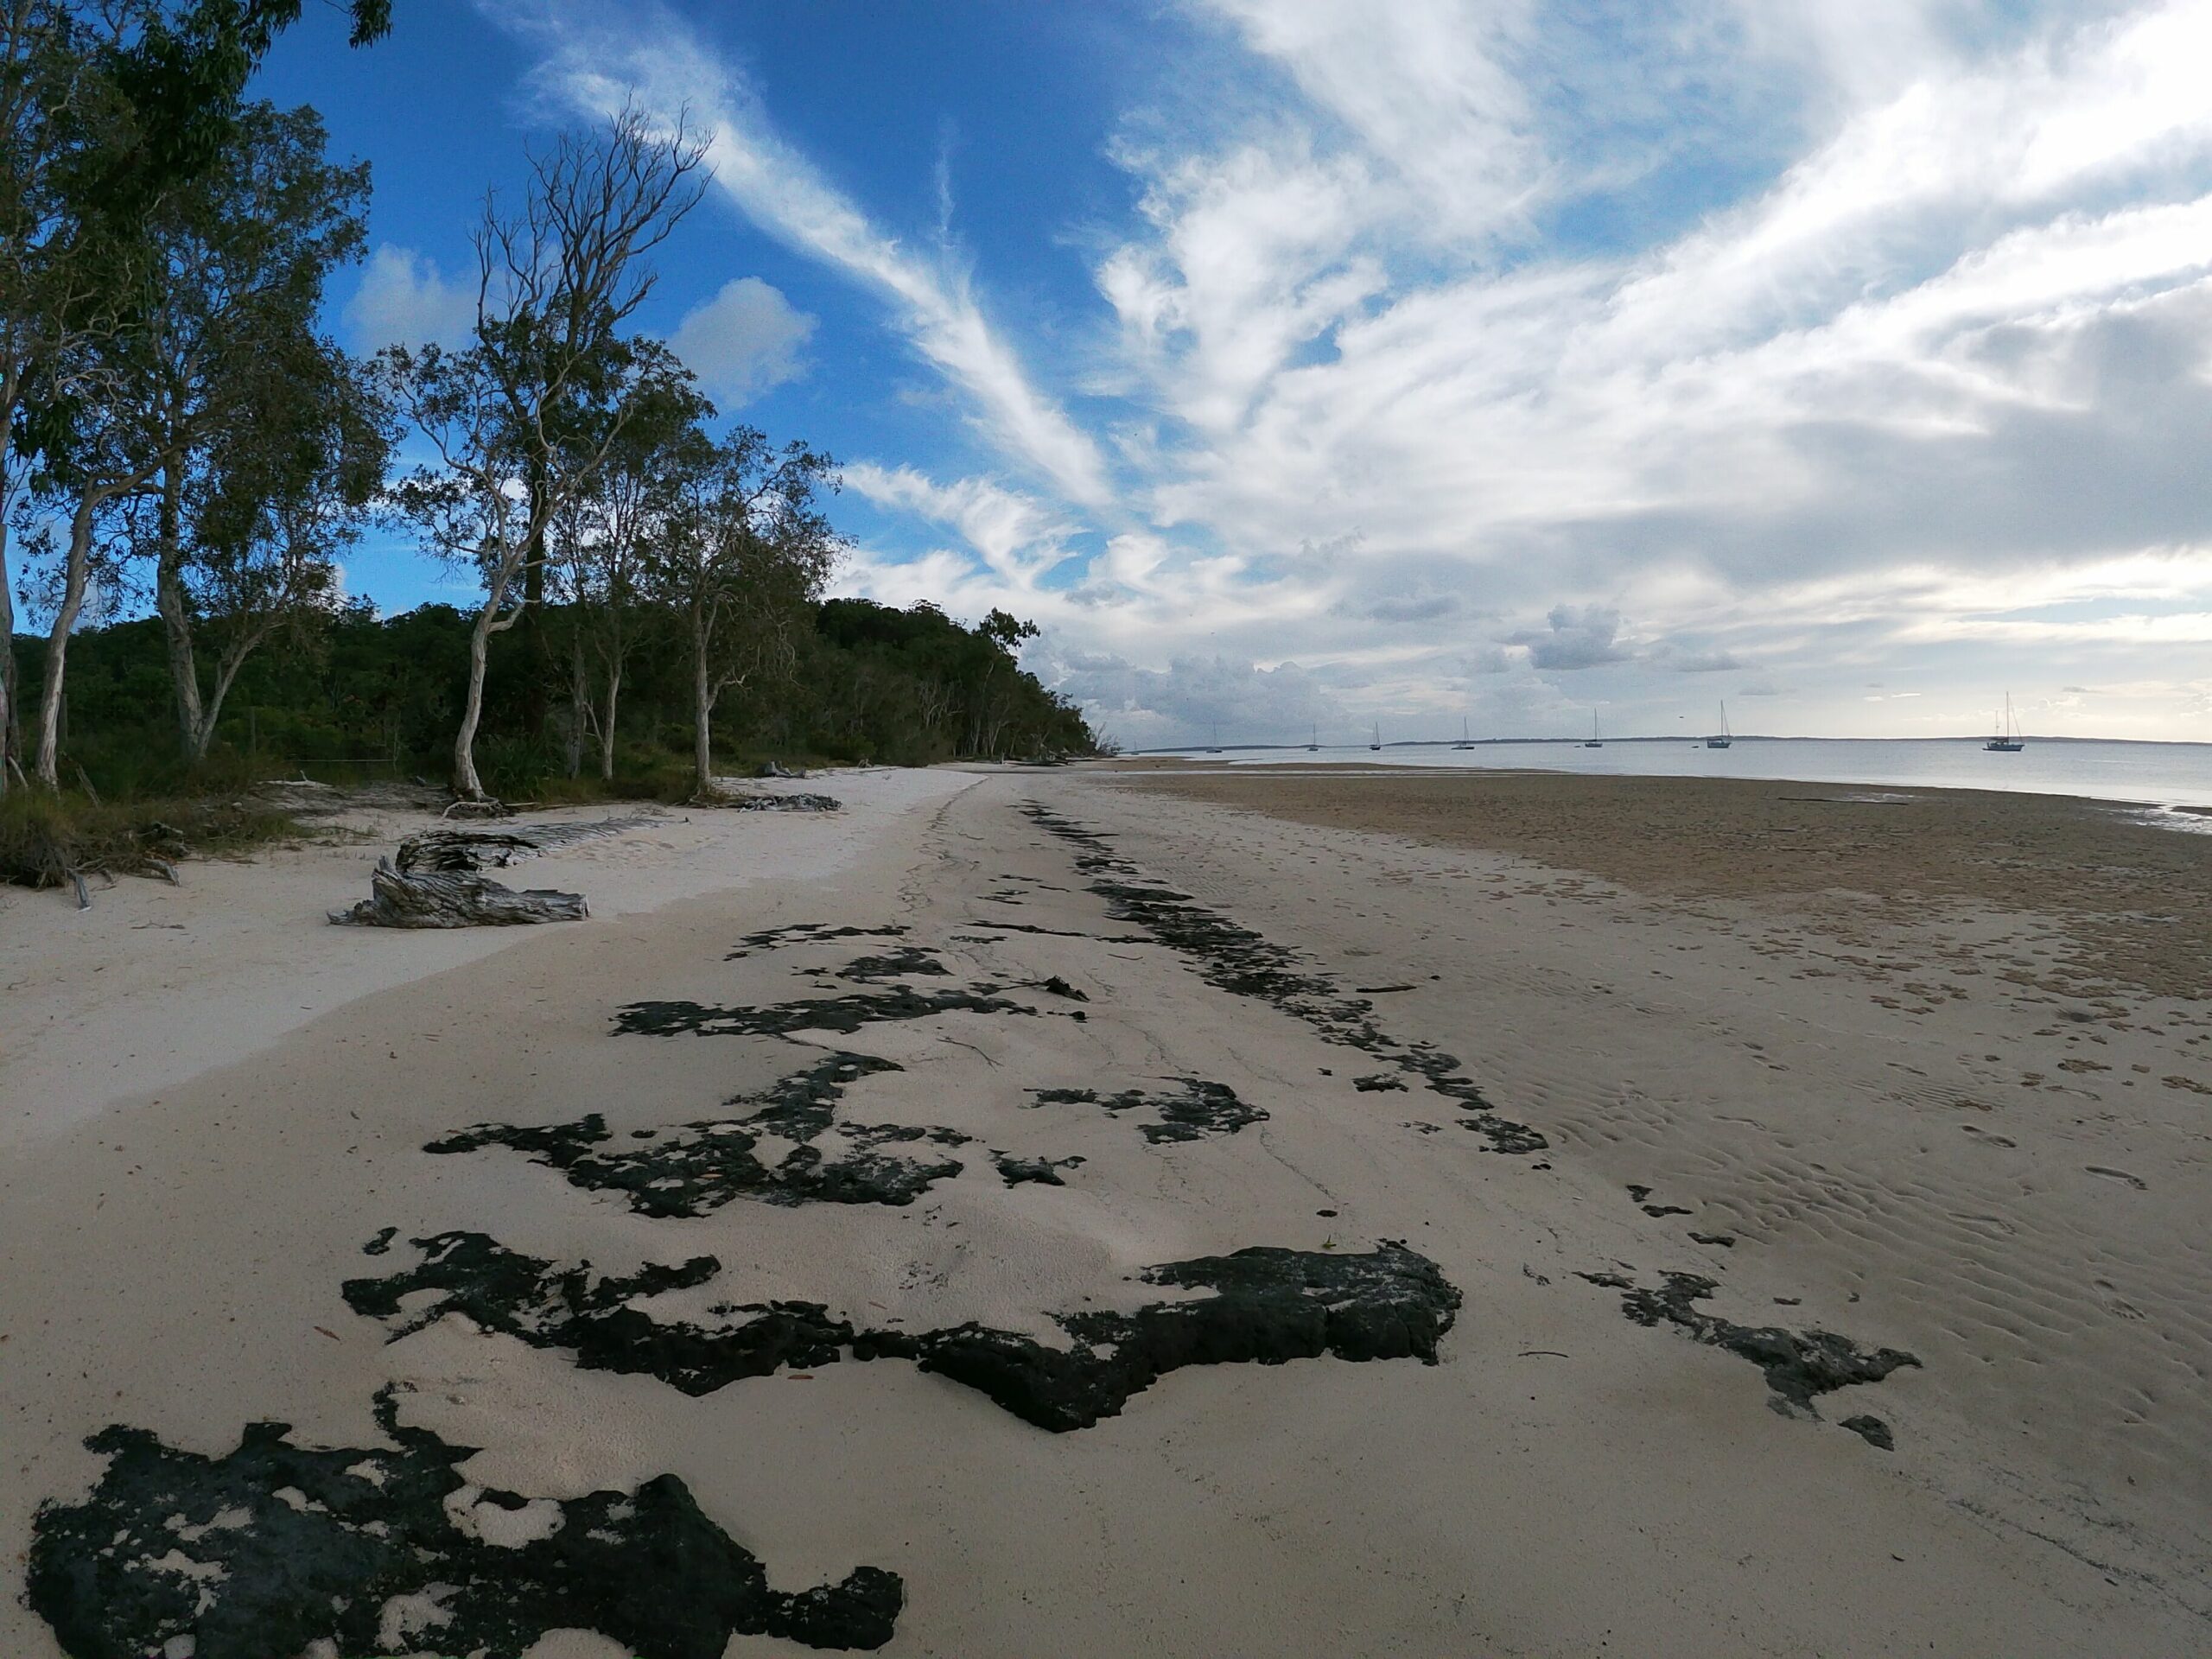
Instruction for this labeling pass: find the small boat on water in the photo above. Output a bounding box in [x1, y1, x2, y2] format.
[1452, 717, 1475, 751]
[1985, 694, 2024, 753]
[1706, 702, 1732, 750]
[1205, 721, 1222, 755]
[1583, 711, 1603, 749]
[1369, 721, 1382, 752]
[1306, 721, 1319, 753]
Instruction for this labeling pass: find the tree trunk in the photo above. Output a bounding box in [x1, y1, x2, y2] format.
[518, 454, 550, 739]
[0, 512, 16, 798]
[598, 659, 622, 782]
[0, 395, 18, 795]
[35, 490, 104, 789]
[454, 594, 499, 800]
[190, 630, 264, 760]
[563, 631, 588, 779]
[691, 614, 714, 795]
[152, 461, 206, 760]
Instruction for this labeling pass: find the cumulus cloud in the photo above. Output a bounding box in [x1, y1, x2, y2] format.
[670, 277, 814, 404]
[1516, 604, 1630, 671]
[343, 245, 476, 351]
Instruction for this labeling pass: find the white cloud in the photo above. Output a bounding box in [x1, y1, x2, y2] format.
[480, 0, 2212, 744]
[843, 462, 1073, 586]
[492, 0, 1116, 507]
[343, 245, 476, 351]
[669, 276, 814, 405]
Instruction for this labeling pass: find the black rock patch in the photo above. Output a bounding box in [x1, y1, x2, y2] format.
[1020, 804, 1547, 1155]
[25, 1389, 901, 1659]
[1840, 1414, 1895, 1450]
[991, 1151, 1085, 1186]
[617, 976, 1036, 1039]
[1582, 1270, 1920, 1414]
[861, 1241, 1461, 1431]
[343, 1234, 855, 1395]
[346, 1235, 1460, 1434]
[426, 1052, 969, 1212]
[1029, 1077, 1268, 1144]
[960, 919, 1152, 944]
[836, 945, 951, 982]
[728, 922, 906, 959]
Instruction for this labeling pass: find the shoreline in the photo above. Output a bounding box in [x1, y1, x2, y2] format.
[1105, 741, 2212, 812]
[3, 766, 2205, 1654]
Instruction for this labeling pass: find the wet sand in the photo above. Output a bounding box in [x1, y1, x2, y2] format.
[1, 766, 2205, 1655]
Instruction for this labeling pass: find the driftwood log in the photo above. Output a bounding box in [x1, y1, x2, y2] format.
[692, 791, 842, 813]
[394, 814, 662, 874]
[328, 858, 588, 928]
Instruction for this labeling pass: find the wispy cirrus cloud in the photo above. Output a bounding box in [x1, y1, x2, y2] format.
[485, 0, 1116, 509]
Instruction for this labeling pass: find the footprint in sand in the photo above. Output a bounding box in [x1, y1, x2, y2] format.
[2084, 1166, 2147, 1191]
[2094, 1280, 2147, 1320]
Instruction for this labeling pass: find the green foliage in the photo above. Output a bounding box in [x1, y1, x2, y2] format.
[0, 779, 302, 890]
[11, 594, 1099, 798]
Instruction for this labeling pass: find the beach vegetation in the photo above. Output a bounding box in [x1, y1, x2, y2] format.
[2, 11, 1096, 814]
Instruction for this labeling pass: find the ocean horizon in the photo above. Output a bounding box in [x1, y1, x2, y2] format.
[1155, 734, 2212, 811]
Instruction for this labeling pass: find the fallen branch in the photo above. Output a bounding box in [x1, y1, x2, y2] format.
[688, 789, 841, 813]
[395, 813, 660, 874]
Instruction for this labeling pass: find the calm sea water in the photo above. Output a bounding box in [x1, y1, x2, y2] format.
[1161, 737, 2212, 813]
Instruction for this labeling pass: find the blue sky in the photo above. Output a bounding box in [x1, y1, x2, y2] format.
[257, 0, 2212, 746]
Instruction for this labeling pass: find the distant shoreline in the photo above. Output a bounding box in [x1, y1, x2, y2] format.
[1136, 732, 2209, 752]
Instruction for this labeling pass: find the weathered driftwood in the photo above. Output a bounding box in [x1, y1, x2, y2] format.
[690, 790, 841, 813]
[328, 858, 588, 928]
[394, 813, 661, 874]
[395, 830, 546, 874]
[440, 798, 515, 822]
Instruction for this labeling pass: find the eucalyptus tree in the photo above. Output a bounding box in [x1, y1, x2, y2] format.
[542, 342, 706, 780]
[645, 424, 842, 797]
[118, 99, 372, 756]
[158, 334, 386, 756]
[2, 0, 386, 791]
[384, 105, 705, 800]
[1, 0, 124, 790]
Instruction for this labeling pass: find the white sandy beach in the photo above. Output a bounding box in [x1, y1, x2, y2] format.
[2, 765, 2205, 1656]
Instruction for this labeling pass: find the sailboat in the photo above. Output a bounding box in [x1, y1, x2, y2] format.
[1205, 721, 1222, 755]
[1706, 702, 1732, 750]
[1369, 721, 1382, 752]
[1583, 711, 1603, 749]
[1985, 693, 2025, 753]
[1306, 721, 1319, 753]
[1452, 717, 1475, 751]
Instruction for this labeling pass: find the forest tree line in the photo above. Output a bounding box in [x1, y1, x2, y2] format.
[22, 596, 1095, 797]
[2, 1, 1096, 807]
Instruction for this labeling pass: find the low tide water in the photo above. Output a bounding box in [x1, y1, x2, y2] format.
[1168, 736, 2212, 813]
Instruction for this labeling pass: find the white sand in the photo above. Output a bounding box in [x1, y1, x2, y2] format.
[0, 766, 2203, 1656]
